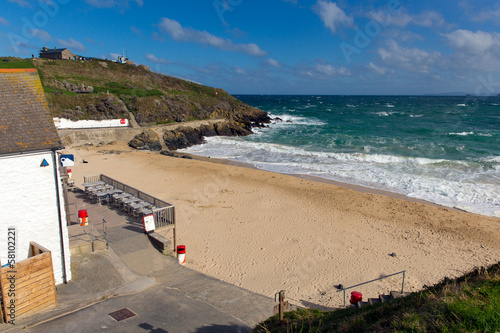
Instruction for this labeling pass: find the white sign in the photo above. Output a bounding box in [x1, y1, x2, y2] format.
[60, 154, 75, 167]
[143, 214, 155, 233]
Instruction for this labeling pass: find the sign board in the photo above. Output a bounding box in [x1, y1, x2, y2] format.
[143, 214, 155, 233]
[60, 154, 75, 167]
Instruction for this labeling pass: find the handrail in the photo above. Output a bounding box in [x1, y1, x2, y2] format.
[102, 219, 109, 249]
[337, 270, 406, 307]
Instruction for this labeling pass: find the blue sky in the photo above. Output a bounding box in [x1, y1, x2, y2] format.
[1, 0, 500, 95]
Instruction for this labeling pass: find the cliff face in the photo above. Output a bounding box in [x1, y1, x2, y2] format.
[29, 58, 270, 138]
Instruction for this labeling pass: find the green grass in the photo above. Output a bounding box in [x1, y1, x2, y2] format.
[0, 60, 36, 69]
[254, 263, 500, 333]
[43, 86, 78, 96]
[93, 82, 165, 97]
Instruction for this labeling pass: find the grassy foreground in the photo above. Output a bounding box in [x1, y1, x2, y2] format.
[254, 263, 500, 332]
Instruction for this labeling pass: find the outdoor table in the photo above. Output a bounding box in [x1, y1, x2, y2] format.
[120, 197, 142, 211]
[112, 193, 132, 206]
[125, 200, 145, 215]
[82, 181, 106, 193]
[95, 189, 123, 205]
[130, 201, 153, 216]
[88, 185, 114, 199]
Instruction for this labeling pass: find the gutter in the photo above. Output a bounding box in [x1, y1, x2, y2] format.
[51, 149, 68, 284]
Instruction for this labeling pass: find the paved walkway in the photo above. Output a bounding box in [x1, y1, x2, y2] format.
[1, 188, 275, 332]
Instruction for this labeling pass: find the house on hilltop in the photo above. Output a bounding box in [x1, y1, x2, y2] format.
[39, 47, 75, 60]
[0, 68, 71, 286]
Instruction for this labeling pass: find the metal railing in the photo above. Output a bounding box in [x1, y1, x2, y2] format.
[337, 270, 406, 307]
[102, 219, 109, 249]
[86, 174, 176, 229]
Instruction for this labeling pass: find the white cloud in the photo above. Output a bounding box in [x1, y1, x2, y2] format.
[29, 29, 52, 41]
[294, 60, 351, 79]
[442, 29, 500, 71]
[267, 58, 280, 68]
[377, 39, 441, 73]
[367, 9, 445, 28]
[85, 0, 115, 8]
[312, 1, 353, 34]
[146, 53, 171, 65]
[157, 18, 268, 57]
[368, 62, 389, 75]
[131, 26, 141, 36]
[85, 0, 143, 8]
[56, 38, 86, 53]
[233, 66, 246, 74]
[0, 17, 10, 26]
[444, 29, 500, 56]
[7, 0, 30, 7]
[109, 53, 120, 60]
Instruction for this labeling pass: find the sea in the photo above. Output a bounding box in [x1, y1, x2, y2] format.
[181, 95, 500, 217]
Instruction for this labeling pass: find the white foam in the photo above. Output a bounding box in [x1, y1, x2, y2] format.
[181, 136, 500, 217]
[449, 131, 474, 136]
[268, 112, 327, 126]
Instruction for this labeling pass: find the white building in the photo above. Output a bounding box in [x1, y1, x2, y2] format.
[0, 68, 71, 285]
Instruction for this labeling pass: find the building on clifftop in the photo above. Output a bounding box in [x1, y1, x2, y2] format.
[0, 68, 71, 285]
[39, 47, 75, 60]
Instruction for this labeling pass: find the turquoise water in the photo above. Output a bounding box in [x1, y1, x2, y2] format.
[182, 95, 500, 217]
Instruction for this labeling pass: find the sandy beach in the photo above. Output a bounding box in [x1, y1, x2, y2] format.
[67, 142, 500, 309]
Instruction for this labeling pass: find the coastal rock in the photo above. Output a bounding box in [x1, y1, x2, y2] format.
[55, 80, 94, 94]
[160, 120, 253, 150]
[214, 121, 252, 136]
[163, 130, 193, 150]
[128, 129, 162, 151]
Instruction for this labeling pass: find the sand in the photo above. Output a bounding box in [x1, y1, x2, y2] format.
[67, 142, 500, 309]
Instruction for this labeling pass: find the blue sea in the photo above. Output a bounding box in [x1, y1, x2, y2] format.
[182, 95, 500, 217]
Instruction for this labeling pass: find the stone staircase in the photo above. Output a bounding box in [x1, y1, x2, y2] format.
[354, 290, 411, 309]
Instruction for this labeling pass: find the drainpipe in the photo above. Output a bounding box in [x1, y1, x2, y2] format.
[52, 150, 68, 284]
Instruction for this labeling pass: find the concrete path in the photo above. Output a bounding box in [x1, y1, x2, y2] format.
[0, 188, 274, 333]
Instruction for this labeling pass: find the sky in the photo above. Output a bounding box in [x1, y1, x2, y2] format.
[1, 0, 500, 95]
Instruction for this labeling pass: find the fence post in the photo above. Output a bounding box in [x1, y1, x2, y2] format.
[401, 271, 406, 294]
[91, 224, 94, 252]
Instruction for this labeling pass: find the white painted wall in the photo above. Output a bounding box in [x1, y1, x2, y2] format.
[53, 118, 129, 129]
[0, 151, 71, 285]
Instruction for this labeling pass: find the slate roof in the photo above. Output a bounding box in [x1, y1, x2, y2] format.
[40, 48, 68, 55]
[0, 68, 63, 155]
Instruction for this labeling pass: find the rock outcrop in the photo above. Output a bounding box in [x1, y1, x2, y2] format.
[55, 80, 94, 94]
[161, 121, 253, 150]
[128, 129, 162, 151]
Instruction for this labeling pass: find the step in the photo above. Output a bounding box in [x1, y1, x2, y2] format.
[368, 297, 381, 305]
[390, 291, 411, 299]
[70, 238, 107, 255]
[356, 301, 368, 309]
[379, 294, 392, 303]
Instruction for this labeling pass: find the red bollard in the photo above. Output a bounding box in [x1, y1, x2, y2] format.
[350, 291, 362, 305]
[78, 210, 88, 226]
[177, 245, 186, 265]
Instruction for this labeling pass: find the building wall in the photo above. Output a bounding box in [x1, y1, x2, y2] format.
[53, 118, 129, 129]
[61, 49, 74, 60]
[39, 53, 61, 60]
[0, 151, 71, 285]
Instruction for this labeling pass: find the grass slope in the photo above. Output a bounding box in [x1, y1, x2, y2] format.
[0, 56, 255, 126]
[255, 263, 500, 333]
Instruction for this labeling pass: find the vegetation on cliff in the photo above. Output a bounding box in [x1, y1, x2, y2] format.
[0, 56, 269, 130]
